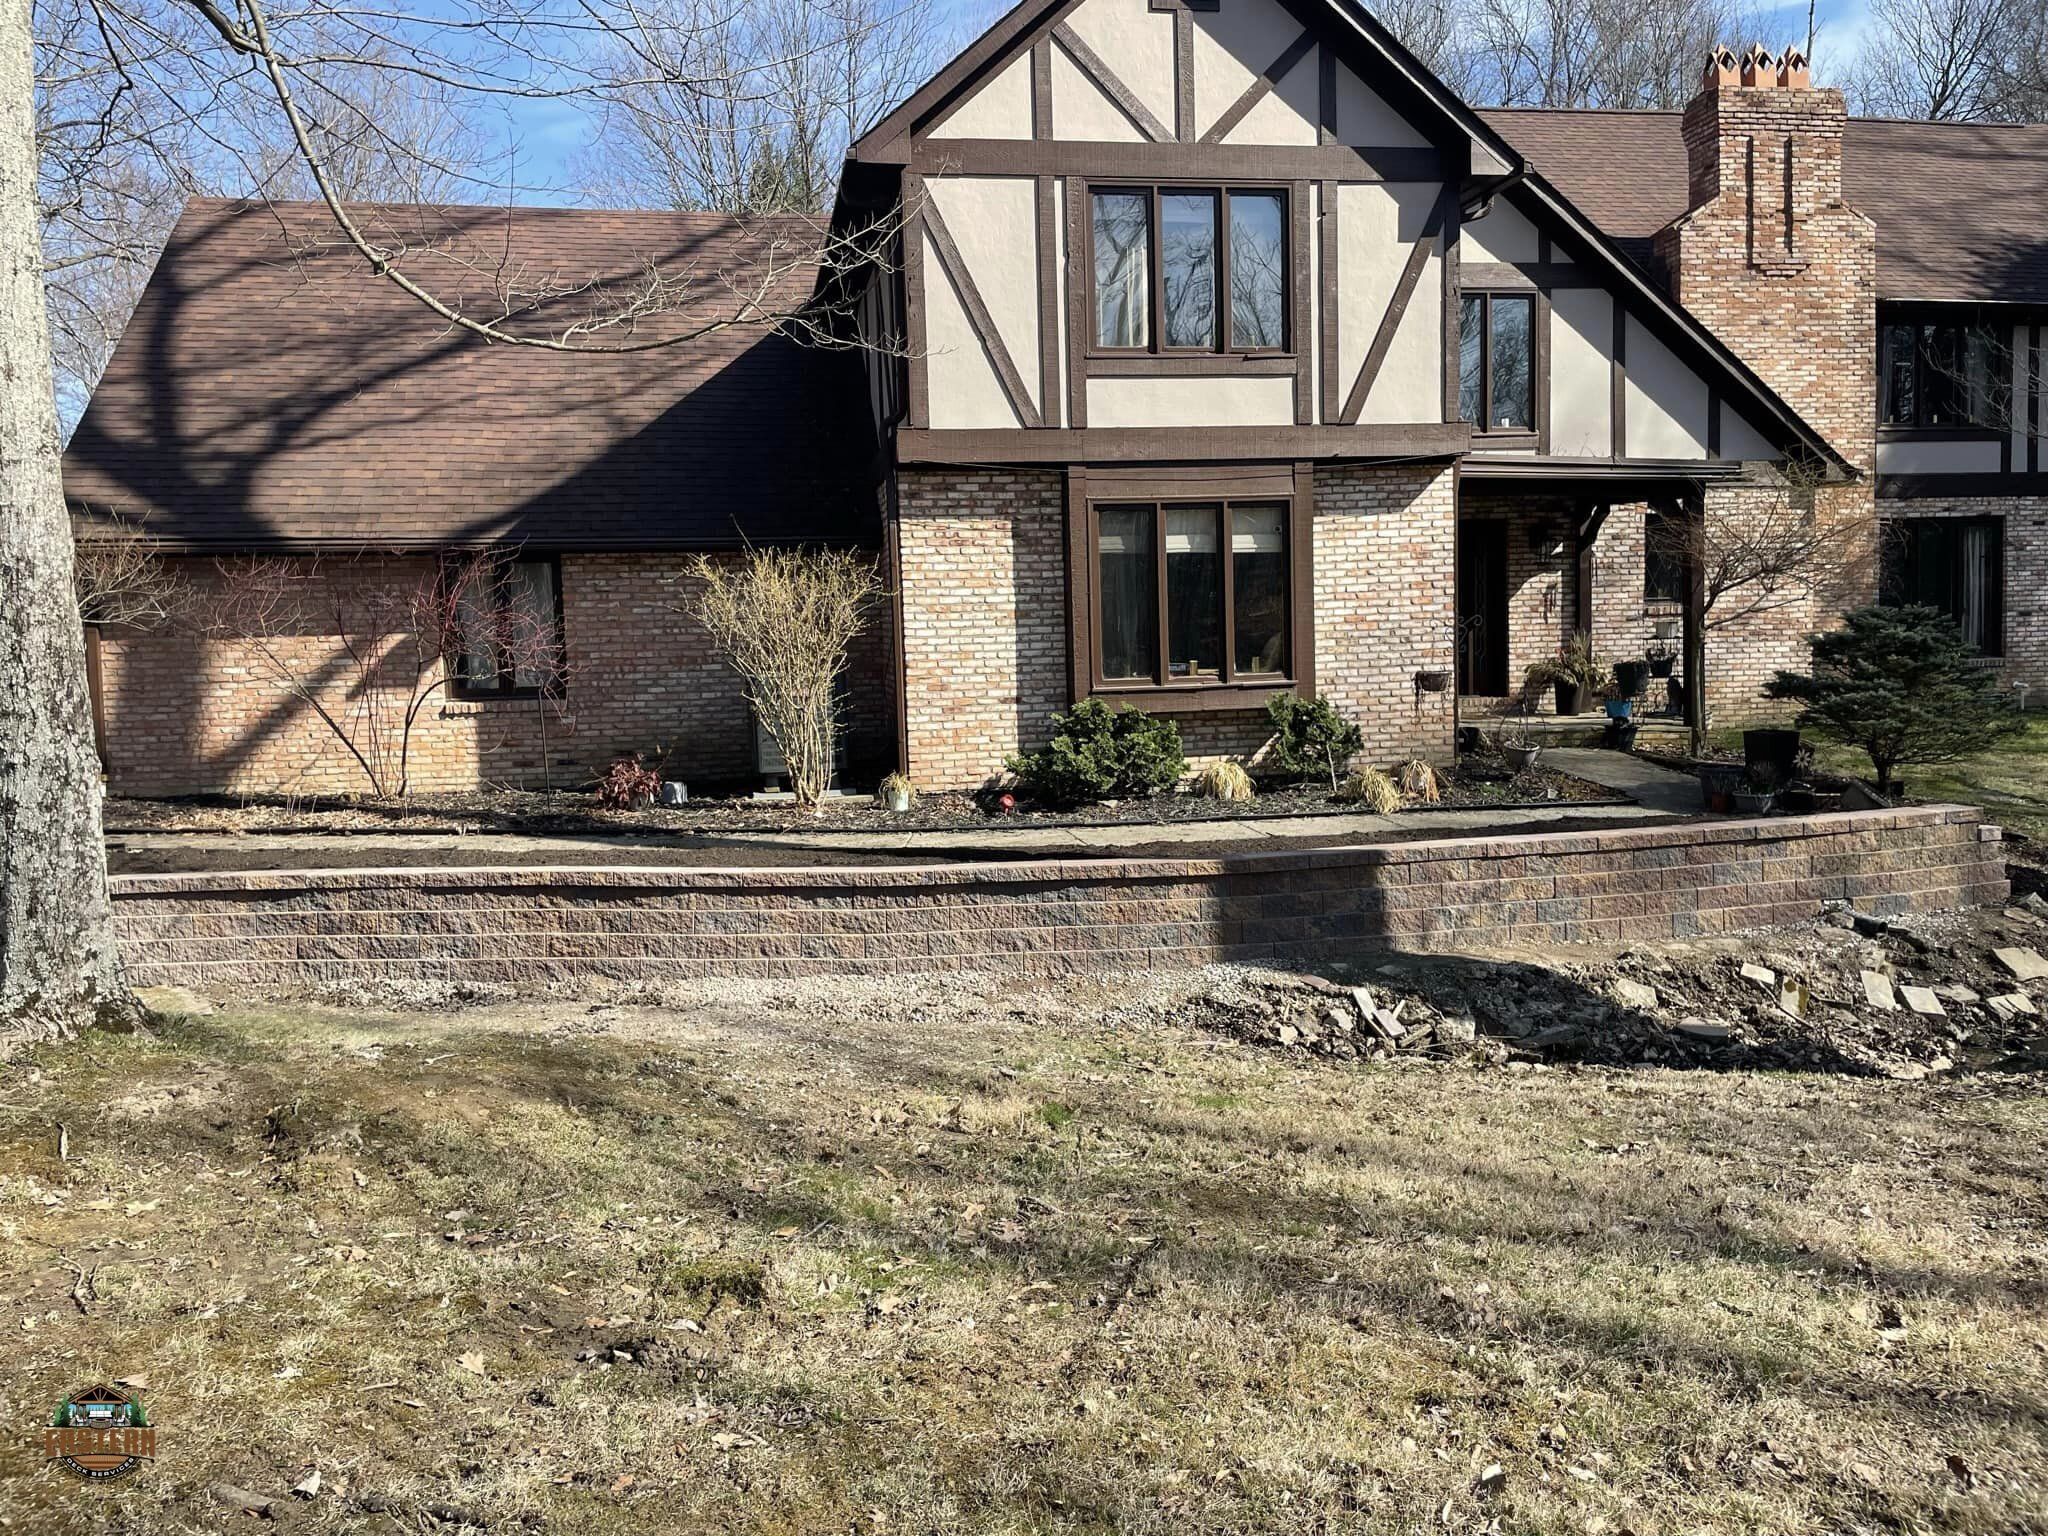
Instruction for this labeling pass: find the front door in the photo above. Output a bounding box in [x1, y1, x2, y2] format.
[1457, 520, 1509, 696]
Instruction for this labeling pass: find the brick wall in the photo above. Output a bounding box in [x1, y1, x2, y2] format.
[894, 462, 1458, 788]
[97, 552, 892, 798]
[110, 806, 2008, 991]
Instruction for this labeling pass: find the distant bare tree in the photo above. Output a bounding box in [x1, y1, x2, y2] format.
[1845, 0, 2013, 118]
[1438, 0, 1765, 108]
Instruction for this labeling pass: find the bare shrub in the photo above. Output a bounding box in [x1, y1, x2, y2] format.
[676, 548, 881, 813]
[73, 520, 190, 631]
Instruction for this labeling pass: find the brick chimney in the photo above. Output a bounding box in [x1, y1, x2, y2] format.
[1654, 45, 1876, 469]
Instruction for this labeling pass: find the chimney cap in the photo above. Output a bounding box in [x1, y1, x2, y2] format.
[1739, 44, 1779, 86]
[1778, 45, 1812, 87]
[1702, 44, 1740, 91]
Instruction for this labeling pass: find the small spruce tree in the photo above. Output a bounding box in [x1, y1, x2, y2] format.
[1265, 694, 1364, 790]
[1765, 605, 2024, 795]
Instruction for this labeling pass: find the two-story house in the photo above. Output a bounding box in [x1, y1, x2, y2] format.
[61, 0, 2048, 798]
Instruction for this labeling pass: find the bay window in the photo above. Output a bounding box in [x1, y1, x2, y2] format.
[1091, 186, 1290, 354]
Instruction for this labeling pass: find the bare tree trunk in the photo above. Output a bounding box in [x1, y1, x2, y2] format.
[0, 0, 132, 1048]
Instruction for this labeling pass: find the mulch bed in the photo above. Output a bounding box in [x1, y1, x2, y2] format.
[104, 756, 1620, 840]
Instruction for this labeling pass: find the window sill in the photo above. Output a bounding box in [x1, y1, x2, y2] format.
[1879, 425, 2007, 442]
[1085, 353, 1296, 377]
[1467, 429, 1540, 451]
[442, 695, 563, 715]
[1089, 681, 1298, 714]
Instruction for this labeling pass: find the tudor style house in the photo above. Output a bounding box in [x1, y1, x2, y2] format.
[61, 0, 2048, 798]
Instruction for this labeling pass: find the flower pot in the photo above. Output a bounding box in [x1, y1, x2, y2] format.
[1505, 744, 1542, 773]
[1743, 728, 1801, 783]
[1647, 653, 1676, 679]
[1779, 783, 1816, 814]
[883, 788, 912, 813]
[1614, 660, 1650, 698]
[1412, 668, 1450, 693]
[1554, 682, 1586, 717]
[1699, 763, 1743, 813]
[1604, 698, 1635, 721]
[1732, 789, 1776, 815]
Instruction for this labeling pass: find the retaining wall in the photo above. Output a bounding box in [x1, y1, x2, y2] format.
[109, 806, 2010, 992]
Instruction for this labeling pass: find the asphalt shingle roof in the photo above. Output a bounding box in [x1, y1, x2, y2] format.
[1481, 106, 2048, 304]
[64, 198, 878, 550]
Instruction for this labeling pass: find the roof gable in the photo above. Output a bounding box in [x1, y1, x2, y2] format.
[65, 199, 879, 550]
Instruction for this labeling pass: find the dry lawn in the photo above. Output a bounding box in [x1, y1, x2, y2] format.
[1, 972, 2045, 1534]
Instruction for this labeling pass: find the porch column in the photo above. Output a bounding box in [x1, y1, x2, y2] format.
[1573, 501, 1609, 642]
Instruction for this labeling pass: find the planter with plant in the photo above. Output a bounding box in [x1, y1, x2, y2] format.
[1412, 668, 1450, 694]
[1647, 645, 1677, 680]
[875, 772, 918, 813]
[1732, 764, 1779, 815]
[1613, 658, 1650, 699]
[1699, 761, 1743, 812]
[1265, 693, 1364, 790]
[1524, 634, 1612, 717]
[1604, 697, 1635, 721]
[1485, 716, 1541, 774]
[1005, 699, 1186, 809]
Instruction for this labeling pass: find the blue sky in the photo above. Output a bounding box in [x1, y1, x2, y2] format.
[490, 0, 1872, 201]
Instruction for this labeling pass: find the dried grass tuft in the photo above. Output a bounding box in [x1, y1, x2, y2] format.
[1336, 767, 1402, 814]
[1194, 761, 1256, 802]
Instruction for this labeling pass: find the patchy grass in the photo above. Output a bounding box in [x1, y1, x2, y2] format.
[1713, 714, 2048, 841]
[2, 980, 2045, 1534]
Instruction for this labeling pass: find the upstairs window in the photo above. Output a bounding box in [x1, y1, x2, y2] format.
[1091, 187, 1289, 354]
[1881, 313, 2007, 430]
[1643, 505, 1688, 605]
[1459, 292, 1535, 432]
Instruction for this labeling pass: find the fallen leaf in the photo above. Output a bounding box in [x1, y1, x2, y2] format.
[292, 1469, 322, 1499]
[124, 1199, 159, 1216]
[457, 1351, 487, 1377]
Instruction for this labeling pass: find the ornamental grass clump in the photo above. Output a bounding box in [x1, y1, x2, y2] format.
[1336, 767, 1402, 814]
[1394, 758, 1441, 805]
[1194, 761, 1255, 802]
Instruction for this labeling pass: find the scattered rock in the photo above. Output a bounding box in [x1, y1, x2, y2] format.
[1900, 985, 1946, 1018]
[1861, 971, 1897, 1011]
[1993, 947, 2048, 981]
[1673, 1019, 1738, 1042]
[1740, 963, 1777, 991]
[1989, 992, 2039, 1021]
[1935, 983, 1981, 1005]
[1612, 978, 1660, 1011]
[211, 1484, 276, 1518]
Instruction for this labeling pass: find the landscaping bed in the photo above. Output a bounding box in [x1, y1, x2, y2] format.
[103, 756, 1616, 841]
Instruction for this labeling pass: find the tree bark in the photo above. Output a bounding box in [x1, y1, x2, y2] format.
[0, 0, 133, 1048]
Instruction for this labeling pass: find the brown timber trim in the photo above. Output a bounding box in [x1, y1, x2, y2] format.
[1065, 467, 1090, 704]
[1036, 177, 1062, 427]
[1610, 294, 1627, 459]
[1317, 44, 1336, 144]
[1458, 260, 1584, 289]
[903, 172, 929, 430]
[1340, 183, 1448, 425]
[1064, 176, 1089, 429]
[1290, 459, 1316, 699]
[1877, 472, 2048, 499]
[84, 623, 108, 771]
[1534, 285, 1552, 455]
[1148, 0, 1217, 10]
[1441, 188, 1460, 422]
[1086, 353, 1296, 377]
[1052, 23, 1173, 143]
[922, 197, 1045, 429]
[2032, 324, 2041, 475]
[902, 140, 1443, 180]
[1201, 28, 1316, 144]
[1031, 40, 1052, 138]
[1083, 462, 1296, 495]
[1174, 5, 1196, 140]
[1318, 180, 1338, 425]
[1291, 178, 1313, 424]
[1706, 386, 1721, 459]
[899, 423, 1471, 463]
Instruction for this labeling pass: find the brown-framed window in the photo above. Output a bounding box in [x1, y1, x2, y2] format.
[1093, 498, 1292, 687]
[448, 554, 566, 699]
[1643, 505, 1687, 605]
[1458, 291, 1535, 432]
[1090, 185, 1290, 354]
[1880, 309, 2007, 431]
[1881, 516, 2005, 656]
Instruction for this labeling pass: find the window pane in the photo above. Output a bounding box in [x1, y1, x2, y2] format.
[1228, 192, 1286, 349]
[1161, 193, 1219, 349]
[1643, 508, 1686, 604]
[455, 575, 499, 689]
[1098, 506, 1156, 681]
[504, 560, 560, 690]
[1488, 295, 1533, 429]
[1958, 519, 1999, 652]
[1165, 505, 1223, 677]
[1881, 323, 1916, 424]
[1459, 296, 1483, 424]
[1922, 323, 1964, 425]
[1232, 505, 1288, 675]
[1093, 193, 1150, 349]
[1965, 325, 2005, 429]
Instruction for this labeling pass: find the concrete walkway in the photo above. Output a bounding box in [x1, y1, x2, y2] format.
[1541, 747, 1705, 816]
